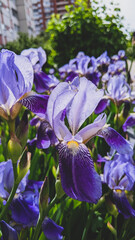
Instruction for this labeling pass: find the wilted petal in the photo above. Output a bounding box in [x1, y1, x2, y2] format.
[113, 191, 135, 219]
[98, 127, 133, 154]
[58, 142, 102, 203]
[123, 114, 135, 132]
[42, 217, 64, 240]
[67, 77, 103, 134]
[0, 220, 18, 240]
[20, 93, 49, 118]
[77, 113, 106, 144]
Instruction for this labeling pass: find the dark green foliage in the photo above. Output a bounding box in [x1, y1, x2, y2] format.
[46, 0, 128, 67]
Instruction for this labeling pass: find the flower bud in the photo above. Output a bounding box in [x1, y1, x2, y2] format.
[16, 148, 31, 184]
[7, 135, 22, 163]
[16, 110, 29, 148]
[55, 179, 65, 199]
[105, 196, 118, 217]
[39, 177, 49, 214]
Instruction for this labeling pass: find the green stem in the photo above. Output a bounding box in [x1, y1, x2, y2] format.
[81, 196, 105, 240]
[32, 195, 58, 240]
[0, 182, 18, 220]
[114, 216, 117, 240]
[8, 119, 15, 135]
[13, 162, 18, 181]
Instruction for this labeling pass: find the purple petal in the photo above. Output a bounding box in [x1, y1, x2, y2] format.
[34, 71, 59, 93]
[77, 113, 106, 144]
[0, 220, 18, 240]
[113, 191, 135, 219]
[123, 115, 135, 132]
[47, 82, 74, 126]
[10, 196, 39, 227]
[36, 121, 51, 149]
[98, 127, 133, 154]
[94, 98, 109, 114]
[20, 94, 49, 118]
[67, 77, 103, 134]
[21, 47, 46, 68]
[58, 141, 102, 203]
[42, 217, 64, 240]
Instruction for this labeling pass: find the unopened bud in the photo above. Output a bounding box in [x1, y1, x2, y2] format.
[55, 179, 65, 199]
[105, 196, 118, 217]
[16, 148, 31, 184]
[16, 110, 29, 148]
[7, 135, 22, 163]
[39, 177, 49, 214]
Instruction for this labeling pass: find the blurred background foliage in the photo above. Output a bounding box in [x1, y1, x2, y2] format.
[2, 0, 132, 69]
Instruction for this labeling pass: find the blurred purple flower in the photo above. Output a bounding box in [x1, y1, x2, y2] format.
[21, 47, 59, 93]
[59, 52, 101, 85]
[103, 154, 135, 218]
[42, 217, 64, 240]
[0, 220, 18, 240]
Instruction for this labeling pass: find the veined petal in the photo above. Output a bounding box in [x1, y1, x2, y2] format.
[42, 217, 64, 240]
[113, 191, 135, 219]
[58, 141, 102, 203]
[0, 220, 18, 240]
[20, 93, 49, 118]
[98, 127, 133, 154]
[77, 113, 106, 144]
[47, 82, 74, 126]
[67, 77, 103, 135]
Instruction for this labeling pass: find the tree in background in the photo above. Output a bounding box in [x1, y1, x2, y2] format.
[46, 0, 128, 67]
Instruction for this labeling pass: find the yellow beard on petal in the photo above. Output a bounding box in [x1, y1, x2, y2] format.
[67, 140, 79, 155]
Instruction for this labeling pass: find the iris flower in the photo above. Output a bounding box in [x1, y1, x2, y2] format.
[103, 153, 135, 218]
[46, 76, 132, 203]
[0, 49, 49, 121]
[21, 47, 59, 93]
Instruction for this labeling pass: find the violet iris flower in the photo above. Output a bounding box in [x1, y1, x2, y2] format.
[95, 74, 132, 114]
[0, 220, 18, 240]
[103, 154, 135, 218]
[0, 49, 49, 120]
[0, 49, 33, 120]
[21, 47, 59, 93]
[29, 117, 58, 149]
[123, 109, 135, 132]
[59, 52, 101, 85]
[42, 217, 64, 240]
[46, 76, 132, 203]
[0, 160, 41, 227]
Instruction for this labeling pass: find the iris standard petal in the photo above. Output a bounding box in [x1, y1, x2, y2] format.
[58, 141, 102, 203]
[0, 220, 18, 240]
[42, 217, 64, 240]
[47, 82, 74, 126]
[20, 94, 49, 118]
[113, 191, 135, 219]
[98, 127, 133, 154]
[77, 113, 106, 144]
[67, 77, 103, 135]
